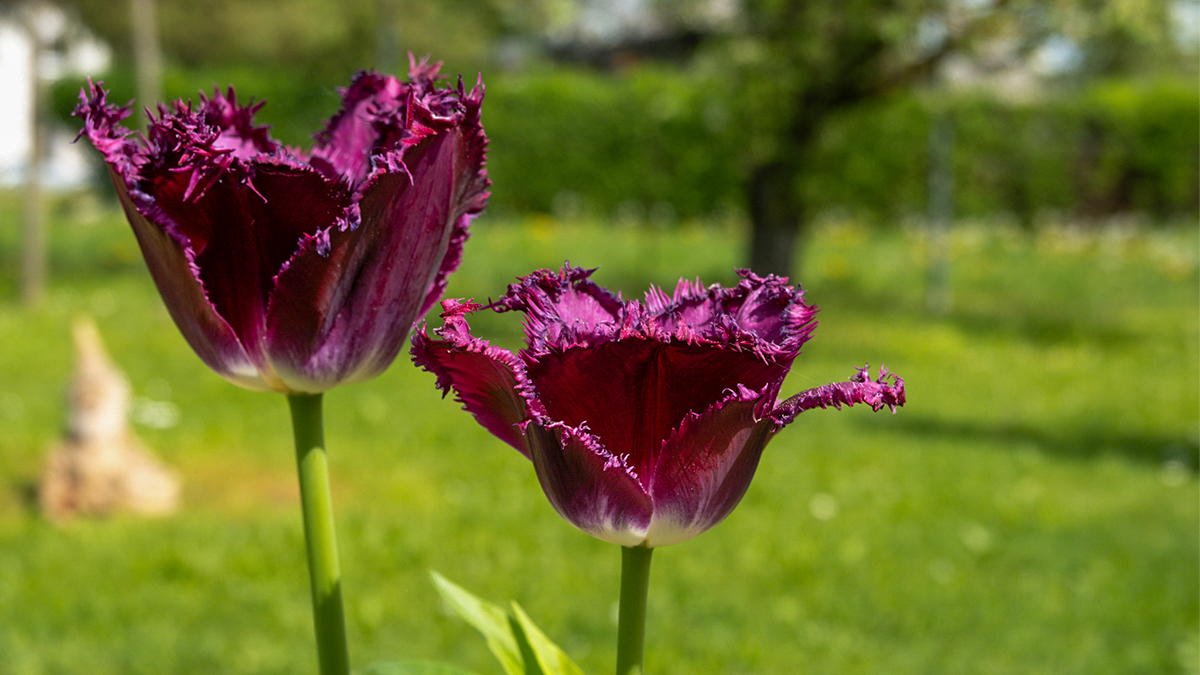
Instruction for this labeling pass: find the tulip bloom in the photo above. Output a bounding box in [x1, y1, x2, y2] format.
[75, 58, 489, 394]
[412, 265, 905, 548]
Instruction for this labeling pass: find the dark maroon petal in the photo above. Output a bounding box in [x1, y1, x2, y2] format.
[411, 302, 531, 455]
[412, 75, 489, 320]
[525, 422, 653, 547]
[106, 167, 266, 390]
[526, 339, 787, 482]
[267, 108, 487, 390]
[492, 266, 625, 352]
[726, 270, 818, 346]
[88, 81, 346, 367]
[135, 86, 280, 204]
[769, 364, 907, 426]
[78, 69, 488, 394]
[138, 160, 350, 388]
[645, 269, 818, 356]
[406, 53, 443, 82]
[202, 86, 279, 160]
[77, 81, 269, 389]
[646, 390, 775, 546]
[310, 71, 406, 185]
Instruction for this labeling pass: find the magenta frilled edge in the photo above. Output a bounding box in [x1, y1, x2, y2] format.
[413, 266, 905, 548]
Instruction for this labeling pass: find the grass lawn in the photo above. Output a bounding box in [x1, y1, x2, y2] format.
[0, 193, 1196, 674]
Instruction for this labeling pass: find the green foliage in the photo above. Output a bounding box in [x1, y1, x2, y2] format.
[1080, 78, 1200, 215]
[805, 77, 1200, 224]
[360, 660, 481, 675]
[801, 93, 931, 219]
[433, 571, 527, 675]
[67, 0, 505, 82]
[52, 64, 1196, 225]
[0, 193, 1195, 674]
[474, 68, 1200, 224]
[479, 66, 743, 221]
[431, 572, 585, 675]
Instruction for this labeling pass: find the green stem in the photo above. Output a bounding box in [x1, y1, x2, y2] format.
[616, 545, 654, 675]
[288, 393, 351, 675]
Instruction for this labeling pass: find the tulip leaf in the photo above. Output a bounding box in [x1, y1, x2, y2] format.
[431, 571, 589, 675]
[509, 601, 587, 675]
[431, 572, 527, 675]
[358, 660, 482, 675]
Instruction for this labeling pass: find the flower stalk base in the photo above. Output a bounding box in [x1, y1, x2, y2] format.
[289, 393, 351, 675]
[616, 545, 654, 675]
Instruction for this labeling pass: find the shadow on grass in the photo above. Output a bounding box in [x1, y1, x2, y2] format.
[890, 415, 1200, 471]
[812, 277, 1148, 348]
[13, 479, 39, 511]
[940, 304, 1146, 348]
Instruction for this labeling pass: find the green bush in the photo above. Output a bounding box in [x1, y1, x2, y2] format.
[1080, 78, 1200, 217]
[802, 93, 931, 219]
[54, 66, 1198, 224]
[809, 78, 1199, 224]
[480, 66, 744, 220]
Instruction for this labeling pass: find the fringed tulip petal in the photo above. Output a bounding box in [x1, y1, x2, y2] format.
[410, 301, 531, 455]
[525, 423, 653, 548]
[769, 365, 907, 427]
[268, 121, 485, 390]
[76, 64, 489, 394]
[414, 265, 903, 548]
[492, 266, 626, 352]
[309, 71, 405, 184]
[108, 167, 266, 390]
[646, 393, 774, 547]
[526, 339, 785, 479]
[164, 161, 353, 389]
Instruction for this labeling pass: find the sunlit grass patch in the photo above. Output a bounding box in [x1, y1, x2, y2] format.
[0, 195, 1195, 674]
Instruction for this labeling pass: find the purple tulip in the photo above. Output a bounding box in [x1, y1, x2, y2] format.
[75, 57, 489, 394]
[412, 265, 905, 548]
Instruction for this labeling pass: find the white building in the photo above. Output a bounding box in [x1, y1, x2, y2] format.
[0, 3, 110, 188]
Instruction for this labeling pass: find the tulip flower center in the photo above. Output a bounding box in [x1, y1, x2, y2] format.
[526, 338, 787, 485]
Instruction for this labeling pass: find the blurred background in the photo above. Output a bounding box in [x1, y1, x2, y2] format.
[0, 0, 1197, 673]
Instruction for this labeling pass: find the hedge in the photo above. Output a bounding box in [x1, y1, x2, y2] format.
[53, 66, 1198, 224]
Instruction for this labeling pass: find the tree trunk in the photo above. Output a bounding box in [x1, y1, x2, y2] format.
[130, 0, 162, 119]
[746, 159, 805, 278]
[20, 1, 48, 308]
